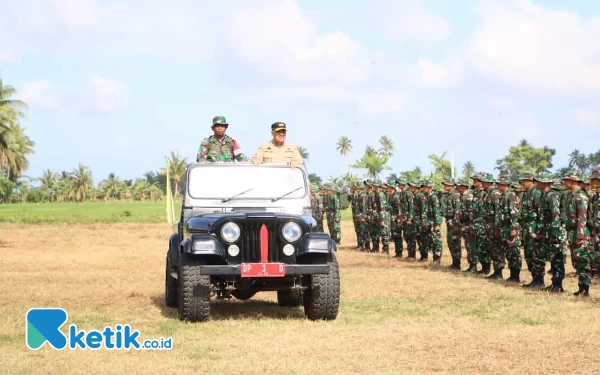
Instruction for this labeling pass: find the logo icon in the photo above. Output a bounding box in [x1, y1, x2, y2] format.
[26, 308, 68, 350]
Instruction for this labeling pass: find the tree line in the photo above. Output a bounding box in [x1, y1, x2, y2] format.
[2, 75, 599, 203]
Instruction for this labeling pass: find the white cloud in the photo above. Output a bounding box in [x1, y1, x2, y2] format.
[488, 97, 514, 109]
[469, 0, 600, 95]
[0, 49, 20, 63]
[574, 107, 599, 127]
[115, 135, 137, 149]
[379, 0, 452, 42]
[90, 76, 128, 112]
[19, 81, 59, 109]
[50, 0, 99, 31]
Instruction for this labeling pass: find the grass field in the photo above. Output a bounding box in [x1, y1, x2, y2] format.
[1, 219, 599, 374]
[0, 201, 353, 223]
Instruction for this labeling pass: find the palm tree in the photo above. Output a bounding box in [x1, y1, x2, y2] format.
[0, 77, 28, 133]
[463, 161, 475, 180]
[365, 145, 377, 157]
[298, 146, 309, 161]
[0, 123, 35, 180]
[161, 151, 188, 197]
[378, 136, 395, 158]
[568, 149, 587, 172]
[71, 164, 93, 202]
[38, 169, 58, 202]
[336, 136, 352, 156]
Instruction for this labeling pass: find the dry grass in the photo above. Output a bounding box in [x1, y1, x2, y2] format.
[1, 222, 599, 375]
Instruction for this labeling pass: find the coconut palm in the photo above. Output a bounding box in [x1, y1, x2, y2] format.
[298, 146, 309, 160]
[463, 161, 475, 180]
[378, 136, 395, 158]
[336, 136, 352, 156]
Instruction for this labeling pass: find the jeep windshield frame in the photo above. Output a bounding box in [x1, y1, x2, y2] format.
[185, 163, 309, 201]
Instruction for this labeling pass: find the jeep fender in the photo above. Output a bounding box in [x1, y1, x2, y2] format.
[297, 232, 337, 257]
[182, 234, 226, 258]
[168, 233, 180, 269]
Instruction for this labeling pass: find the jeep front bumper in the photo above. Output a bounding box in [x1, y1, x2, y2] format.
[198, 264, 329, 276]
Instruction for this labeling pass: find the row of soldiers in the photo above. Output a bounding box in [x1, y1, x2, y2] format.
[311, 169, 600, 297]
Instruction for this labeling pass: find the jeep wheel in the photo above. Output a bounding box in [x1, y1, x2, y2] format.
[303, 253, 340, 320]
[165, 255, 178, 307]
[277, 290, 303, 307]
[178, 254, 211, 322]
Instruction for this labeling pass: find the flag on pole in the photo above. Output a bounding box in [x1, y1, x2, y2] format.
[165, 159, 175, 224]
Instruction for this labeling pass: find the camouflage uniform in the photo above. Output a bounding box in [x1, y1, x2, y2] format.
[562, 172, 592, 296]
[422, 180, 443, 263]
[457, 180, 476, 272]
[497, 176, 522, 282]
[390, 180, 406, 257]
[519, 172, 543, 279]
[534, 172, 564, 291]
[311, 186, 324, 232]
[482, 174, 503, 278]
[403, 183, 418, 259]
[588, 170, 600, 278]
[470, 173, 489, 274]
[196, 116, 248, 162]
[357, 183, 372, 251]
[350, 185, 360, 248]
[325, 186, 342, 244]
[441, 179, 461, 268]
[415, 186, 428, 260]
[376, 183, 391, 253]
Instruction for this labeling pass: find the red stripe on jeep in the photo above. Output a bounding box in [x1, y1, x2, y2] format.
[260, 224, 268, 263]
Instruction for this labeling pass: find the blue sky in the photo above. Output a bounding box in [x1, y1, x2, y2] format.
[2, 0, 600, 184]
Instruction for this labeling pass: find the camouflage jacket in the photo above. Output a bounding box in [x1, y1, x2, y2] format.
[196, 134, 247, 162]
[311, 193, 324, 219]
[440, 188, 460, 222]
[537, 189, 561, 239]
[588, 190, 599, 230]
[390, 190, 401, 216]
[564, 187, 589, 242]
[520, 185, 542, 224]
[328, 194, 341, 215]
[403, 189, 415, 222]
[361, 191, 371, 220]
[497, 188, 521, 232]
[457, 190, 474, 226]
[376, 191, 389, 213]
[424, 191, 443, 226]
[483, 187, 502, 225]
[414, 191, 425, 225]
[470, 187, 487, 224]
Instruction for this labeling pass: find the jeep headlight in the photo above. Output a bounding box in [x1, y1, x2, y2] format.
[282, 222, 302, 242]
[220, 222, 240, 243]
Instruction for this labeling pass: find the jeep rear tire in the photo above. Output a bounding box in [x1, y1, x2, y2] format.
[303, 253, 340, 320]
[178, 253, 211, 322]
[277, 290, 303, 307]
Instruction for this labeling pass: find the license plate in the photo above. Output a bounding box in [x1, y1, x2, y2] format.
[241, 263, 286, 277]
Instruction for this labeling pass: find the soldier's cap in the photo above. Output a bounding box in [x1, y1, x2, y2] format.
[408, 182, 419, 188]
[562, 170, 583, 182]
[534, 171, 553, 183]
[442, 178, 455, 186]
[581, 175, 590, 184]
[510, 181, 521, 189]
[518, 172, 535, 181]
[482, 173, 495, 183]
[396, 178, 408, 186]
[592, 169, 600, 180]
[212, 115, 228, 127]
[271, 122, 287, 132]
[420, 180, 434, 188]
[356, 182, 365, 189]
[456, 178, 469, 187]
[311, 186, 320, 193]
[496, 175, 511, 185]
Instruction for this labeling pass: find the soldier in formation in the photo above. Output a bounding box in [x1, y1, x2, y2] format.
[335, 169, 600, 297]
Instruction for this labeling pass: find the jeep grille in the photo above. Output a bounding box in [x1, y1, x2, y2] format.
[237, 220, 283, 263]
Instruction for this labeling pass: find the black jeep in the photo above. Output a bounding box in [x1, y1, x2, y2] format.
[164, 162, 340, 322]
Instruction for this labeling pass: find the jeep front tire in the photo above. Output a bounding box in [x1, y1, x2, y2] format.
[178, 253, 211, 322]
[303, 253, 340, 320]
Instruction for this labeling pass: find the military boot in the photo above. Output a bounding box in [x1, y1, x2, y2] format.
[432, 254, 441, 265]
[463, 263, 478, 273]
[486, 267, 503, 280]
[382, 245, 390, 255]
[448, 258, 460, 270]
[372, 242, 379, 253]
[522, 274, 545, 289]
[477, 262, 491, 275]
[545, 278, 564, 293]
[394, 241, 403, 257]
[573, 284, 590, 297]
[506, 268, 520, 283]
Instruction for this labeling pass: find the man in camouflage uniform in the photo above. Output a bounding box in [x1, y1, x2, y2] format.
[363, 181, 374, 251]
[197, 116, 248, 162]
[548, 179, 569, 278]
[470, 172, 489, 274]
[422, 180, 443, 263]
[415, 182, 428, 260]
[482, 174, 503, 278]
[589, 170, 600, 278]
[310, 185, 324, 232]
[562, 171, 592, 296]
[392, 179, 408, 257]
[455, 179, 473, 271]
[519, 172, 543, 287]
[349, 184, 360, 249]
[325, 185, 342, 244]
[375, 181, 392, 254]
[496, 175, 522, 282]
[533, 171, 563, 292]
[441, 178, 461, 269]
[404, 182, 418, 259]
[368, 181, 382, 252]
